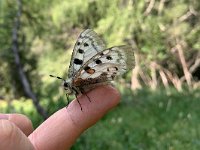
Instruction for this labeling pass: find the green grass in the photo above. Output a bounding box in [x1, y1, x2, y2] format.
[1, 88, 200, 150]
[72, 88, 200, 150]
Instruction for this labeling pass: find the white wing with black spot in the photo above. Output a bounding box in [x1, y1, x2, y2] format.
[74, 45, 135, 81]
[68, 29, 106, 78]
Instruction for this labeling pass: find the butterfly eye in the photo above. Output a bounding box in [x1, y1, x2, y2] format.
[63, 82, 68, 88]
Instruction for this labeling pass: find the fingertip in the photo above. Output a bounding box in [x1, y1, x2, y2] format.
[96, 85, 121, 106]
[0, 120, 15, 142]
[84, 85, 121, 113]
[8, 114, 34, 136]
[0, 120, 34, 150]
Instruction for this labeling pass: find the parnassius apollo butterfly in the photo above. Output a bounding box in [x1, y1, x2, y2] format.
[50, 29, 135, 110]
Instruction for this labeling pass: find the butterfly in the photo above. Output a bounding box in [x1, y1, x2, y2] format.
[50, 29, 135, 110]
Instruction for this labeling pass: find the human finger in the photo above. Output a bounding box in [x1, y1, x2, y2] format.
[0, 113, 33, 136]
[0, 120, 34, 150]
[29, 85, 120, 150]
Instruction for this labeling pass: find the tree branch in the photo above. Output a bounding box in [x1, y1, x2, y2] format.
[158, 0, 166, 15]
[11, 0, 48, 119]
[178, 6, 197, 22]
[175, 40, 192, 86]
[144, 0, 155, 16]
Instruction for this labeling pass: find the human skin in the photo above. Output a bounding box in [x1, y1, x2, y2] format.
[0, 85, 120, 150]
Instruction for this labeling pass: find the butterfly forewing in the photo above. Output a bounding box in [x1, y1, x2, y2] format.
[73, 45, 135, 87]
[68, 29, 106, 78]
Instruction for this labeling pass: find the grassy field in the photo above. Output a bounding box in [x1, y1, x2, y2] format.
[72, 88, 200, 150]
[1, 87, 199, 150]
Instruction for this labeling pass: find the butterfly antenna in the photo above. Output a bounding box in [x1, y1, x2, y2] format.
[49, 74, 65, 81]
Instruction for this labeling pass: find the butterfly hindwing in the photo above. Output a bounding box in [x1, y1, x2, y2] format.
[68, 29, 106, 78]
[73, 45, 135, 87]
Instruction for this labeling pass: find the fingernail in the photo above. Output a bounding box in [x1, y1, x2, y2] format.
[0, 114, 8, 120]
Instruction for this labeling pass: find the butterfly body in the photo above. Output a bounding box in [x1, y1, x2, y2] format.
[50, 29, 135, 109]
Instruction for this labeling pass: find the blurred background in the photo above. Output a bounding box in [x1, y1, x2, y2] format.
[0, 0, 200, 149]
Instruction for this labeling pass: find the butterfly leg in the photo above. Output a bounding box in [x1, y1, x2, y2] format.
[75, 93, 83, 111]
[81, 91, 91, 102]
[79, 88, 91, 102]
[72, 87, 83, 111]
[85, 93, 91, 102]
[65, 94, 70, 109]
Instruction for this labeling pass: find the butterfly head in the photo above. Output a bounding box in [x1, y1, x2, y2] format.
[63, 79, 73, 95]
[49, 74, 73, 95]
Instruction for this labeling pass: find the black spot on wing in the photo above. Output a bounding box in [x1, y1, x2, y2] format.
[84, 43, 89, 47]
[78, 48, 84, 54]
[106, 55, 112, 60]
[107, 67, 118, 72]
[95, 59, 102, 64]
[111, 74, 115, 79]
[84, 66, 91, 70]
[77, 42, 81, 46]
[84, 66, 95, 74]
[74, 58, 83, 65]
[100, 52, 104, 56]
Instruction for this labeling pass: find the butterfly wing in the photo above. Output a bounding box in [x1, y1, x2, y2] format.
[68, 29, 106, 78]
[72, 45, 135, 87]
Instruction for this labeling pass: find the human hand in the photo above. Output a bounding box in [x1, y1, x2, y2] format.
[0, 85, 120, 150]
